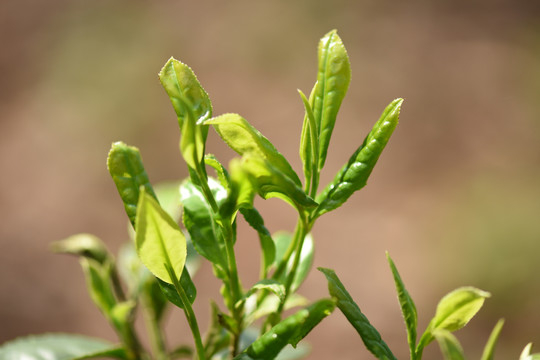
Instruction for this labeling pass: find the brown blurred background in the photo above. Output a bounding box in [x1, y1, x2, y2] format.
[2, 0, 540, 359]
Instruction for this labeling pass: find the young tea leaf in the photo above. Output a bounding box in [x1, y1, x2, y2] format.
[433, 330, 466, 360]
[520, 343, 540, 360]
[318, 267, 397, 360]
[240, 207, 276, 274]
[80, 258, 117, 315]
[298, 87, 318, 194]
[242, 279, 286, 303]
[416, 287, 490, 356]
[480, 319, 504, 360]
[135, 189, 187, 284]
[51, 233, 110, 265]
[159, 57, 212, 128]
[107, 142, 157, 227]
[386, 253, 417, 359]
[206, 113, 301, 187]
[312, 29, 351, 171]
[315, 98, 403, 218]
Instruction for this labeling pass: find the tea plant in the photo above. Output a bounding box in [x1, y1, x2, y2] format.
[1, 30, 538, 360]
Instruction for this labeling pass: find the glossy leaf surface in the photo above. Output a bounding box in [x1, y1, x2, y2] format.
[206, 114, 301, 186]
[0, 334, 124, 360]
[387, 253, 417, 358]
[315, 98, 402, 217]
[312, 29, 351, 170]
[319, 268, 396, 360]
[234, 299, 335, 360]
[434, 330, 466, 360]
[107, 142, 157, 226]
[135, 189, 187, 284]
[417, 287, 490, 353]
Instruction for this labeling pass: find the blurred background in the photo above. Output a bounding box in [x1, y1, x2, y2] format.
[2, 0, 540, 358]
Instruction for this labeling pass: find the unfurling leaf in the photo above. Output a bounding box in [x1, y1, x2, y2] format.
[434, 330, 466, 360]
[135, 189, 187, 284]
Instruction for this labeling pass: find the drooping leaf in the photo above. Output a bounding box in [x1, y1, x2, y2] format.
[240, 207, 276, 274]
[234, 299, 335, 360]
[107, 142, 157, 227]
[318, 267, 397, 360]
[416, 287, 490, 355]
[386, 253, 417, 358]
[157, 269, 197, 309]
[159, 57, 212, 128]
[51, 233, 110, 265]
[135, 189, 187, 284]
[180, 178, 228, 271]
[315, 98, 403, 218]
[480, 319, 504, 360]
[434, 330, 466, 360]
[240, 155, 317, 210]
[0, 334, 124, 360]
[206, 113, 301, 186]
[311, 29, 351, 171]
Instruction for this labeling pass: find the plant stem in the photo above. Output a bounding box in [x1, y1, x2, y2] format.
[141, 294, 168, 360]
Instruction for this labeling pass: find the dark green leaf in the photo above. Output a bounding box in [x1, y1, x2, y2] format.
[240, 207, 276, 274]
[386, 253, 417, 358]
[157, 268, 197, 309]
[135, 189, 187, 284]
[480, 319, 504, 360]
[240, 155, 317, 210]
[434, 330, 466, 360]
[0, 334, 122, 360]
[318, 267, 396, 360]
[312, 30, 351, 171]
[206, 114, 301, 187]
[315, 98, 403, 217]
[107, 142, 157, 226]
[51, 233, 110, 265]
[180, 178, 228, 271]
[234, 299, 335, 360]
[417, 287, 490, 355]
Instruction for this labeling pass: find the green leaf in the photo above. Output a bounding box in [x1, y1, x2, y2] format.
[433, 330, 466, 360]
[318, 267, 396, 360]
[243, 279, 286, 303]
[299, 85, 318, 193]
[205, 154, 231, 190]
[117, 242, 153, 298]
[157, 269, 197, 309]
[480, 319, 504, 360]
[135, 188, 187, 284]
[180, 178, 228, 271]
[206, 113, 302, 187]
[159, 57, 212, 128]
[520, 343, 540, 360]
[272, 232, 314, 293]
[386, 253, 417, 359]
[416, 287, 490, 355]
[235, 299, 335, 360]
[107, 142, 157, 226]
[51, 233, 110, 265]
[240, 155, 317, 210]
[312, 30, 351, 171]
[154, 181, 182, 222]
[240, 207, 276, 274]
[315, 98, 403, 218]
[80, 258, 117, 315]
[0, 334, 123, 360]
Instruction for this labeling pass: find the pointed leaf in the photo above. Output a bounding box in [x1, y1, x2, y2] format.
[481, 319, 504, 360]
[434, 330, 466, 360]
[299, 84, 318, 191]
[0, 334, 122, 360]
[206, 113, 302, 186]
[240, 155, 317, 209]
[318, 267, 396, 360]
[315, 98, 402, 217]
[386, 253, 417, 358]
[417, 287, 490, 354]
[240, 207, 276, 274]
[107, 142, 157, 226]
[159, 57, 212, 128]
[312, 30, 351, 170]
[135, 189, 187, 284]
[234, 299, 335, 360]
[180, 178, 228, 270]
[520, 343, 540, 360]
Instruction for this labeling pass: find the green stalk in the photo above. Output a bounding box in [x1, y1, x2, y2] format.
[166, 265, 206, 360]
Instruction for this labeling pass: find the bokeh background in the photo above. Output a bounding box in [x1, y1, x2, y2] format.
[2, 1, 540, 359]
